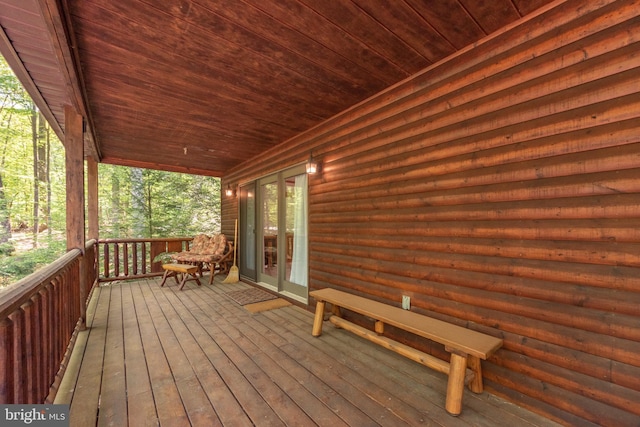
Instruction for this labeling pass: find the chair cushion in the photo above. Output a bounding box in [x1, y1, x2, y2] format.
[190, 234, 209, 253]
[211, 234, 227, 257]
[170, 233, 227, 263]
[201, 235, 219, 255]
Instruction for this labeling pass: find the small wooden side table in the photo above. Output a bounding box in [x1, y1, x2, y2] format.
[160, 263, 202, 290]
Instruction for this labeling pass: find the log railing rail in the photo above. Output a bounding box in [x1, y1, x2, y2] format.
[97, 237, 191, 282]
[0, 237, 191, 405]
[0, 240, 97, 404]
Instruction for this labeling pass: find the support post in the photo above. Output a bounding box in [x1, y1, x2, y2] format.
[64, 106, 86, 330]
[87, 158, 99, 241]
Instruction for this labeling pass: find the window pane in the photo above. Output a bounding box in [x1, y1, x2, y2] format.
[261, 181, 278, 279]
[287, 173, 307, 287]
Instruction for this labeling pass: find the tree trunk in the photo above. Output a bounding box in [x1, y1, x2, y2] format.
[130, 167, 146, 237]
[0, 174, 10, 246]
[31, 104, 39, 248]
[146, 179, 153, 238]
[111, 172, 120, 235]
[0, 112, 11, 245]
[45, 117, 52, 236]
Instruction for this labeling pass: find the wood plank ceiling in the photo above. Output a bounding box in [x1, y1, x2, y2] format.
[0, 0, 556, 176]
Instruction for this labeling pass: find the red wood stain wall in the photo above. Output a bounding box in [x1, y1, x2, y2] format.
[223, 1, 640, 425]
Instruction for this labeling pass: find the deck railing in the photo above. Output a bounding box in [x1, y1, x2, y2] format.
[97, 237, 191, 282]
[0, 237, 192, 405]
[0, 240, 97, 404]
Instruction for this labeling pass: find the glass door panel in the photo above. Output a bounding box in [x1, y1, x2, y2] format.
[258, 178, 278, 286]
[251, 165, 308, 302]
[239, 183, 256, 281]
[283, 172, 307, 294]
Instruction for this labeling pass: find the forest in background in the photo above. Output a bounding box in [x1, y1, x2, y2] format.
[0, 56, 221, 286]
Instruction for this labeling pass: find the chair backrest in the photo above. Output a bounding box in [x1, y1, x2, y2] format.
[211, 234, 227, 256]
[190, 234, 209, 253]
[188, 233, 228, 256]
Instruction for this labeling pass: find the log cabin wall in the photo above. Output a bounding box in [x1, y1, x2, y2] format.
[220, 190, 238, 240]
[222, 1, 640, 425]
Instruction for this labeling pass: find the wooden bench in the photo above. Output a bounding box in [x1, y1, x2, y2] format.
[160, 263, 202, 290]
[310, 288, 503, 416]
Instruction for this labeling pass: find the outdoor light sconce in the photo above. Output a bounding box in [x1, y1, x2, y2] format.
[225, 184, 236, 197]
[306, 152, 318, 174]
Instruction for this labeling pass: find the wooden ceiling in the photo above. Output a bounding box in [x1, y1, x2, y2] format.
[0, 0, 556, 176]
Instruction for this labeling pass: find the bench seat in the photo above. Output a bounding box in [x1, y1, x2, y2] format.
[159, 263, 201, 290]
[310, 288, 503, 416]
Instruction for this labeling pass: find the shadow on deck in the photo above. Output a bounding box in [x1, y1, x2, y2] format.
[55, 276, 561, 427]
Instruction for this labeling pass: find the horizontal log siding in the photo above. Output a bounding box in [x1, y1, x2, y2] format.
[222, 1, 640, 425]
[220, 190, 238, 240]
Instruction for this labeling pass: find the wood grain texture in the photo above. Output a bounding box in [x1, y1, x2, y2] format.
[223, 1, 640, 425]
[311, 288, 502, 358]
[59, 278, 561, 426]
[0, 0, 558, 175]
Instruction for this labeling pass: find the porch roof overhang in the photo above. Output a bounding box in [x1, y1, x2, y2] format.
[0, 0, 555, 177]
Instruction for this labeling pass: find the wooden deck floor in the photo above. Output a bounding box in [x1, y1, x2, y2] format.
[55, 277, 561, 427]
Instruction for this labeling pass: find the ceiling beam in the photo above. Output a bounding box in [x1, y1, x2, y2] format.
[0, 23, 64, 141]
[37, 0, 102, 160]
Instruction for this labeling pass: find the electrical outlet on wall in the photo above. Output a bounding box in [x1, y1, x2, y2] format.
[402, 295, 411, 310]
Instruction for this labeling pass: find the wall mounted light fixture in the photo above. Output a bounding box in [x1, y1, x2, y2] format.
[225, 184, 236, 197]
[306, 152, 318, 174]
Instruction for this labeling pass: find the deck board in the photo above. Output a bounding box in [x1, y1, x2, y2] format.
[132, 282, 190, 426]
[68, 286, 109, 427]
[162, 282, 286, 425]
[121, 281, 158, 427]
[184, 283, 355, 427]
[57, 277, 562, 427]
[150, 284, 246, 426]
[98, 283, 127, 427]
[262, 306, 442, 426]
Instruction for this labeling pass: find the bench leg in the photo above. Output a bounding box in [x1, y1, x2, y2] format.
[312, 301, 326, 337]
[178, 273, 189, 290]
[332, 305, 342, 317]
[446, 352, 468, 416]
[178, 272, 201, 290]
[160, 269, 171, 287]
[467, 355, 483, 393]
[375, 320, 385, 335]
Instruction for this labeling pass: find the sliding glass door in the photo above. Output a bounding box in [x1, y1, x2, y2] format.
[258, 175, 279, 287]
[251, 165, 308, 301]
[283, 172, 308, 296]
[239, 182, 256, 281]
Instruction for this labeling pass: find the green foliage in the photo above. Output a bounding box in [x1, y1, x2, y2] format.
[98, 164, 221, 239]
[0, 238, 65, 287]
[0, 241, 14, 256]
[1, 55, 67, 234]
[152, 251, 176, 265]
[0, 54, 223, 286]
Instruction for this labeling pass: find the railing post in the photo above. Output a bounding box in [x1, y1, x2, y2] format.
[0, 249, 87, 404]
[87, 158, 99, 241]
[9, 309, 25, 403]
[0, 318, 13, 403]
[96, 237, 192, 282]
[78, 259, 87, 331]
